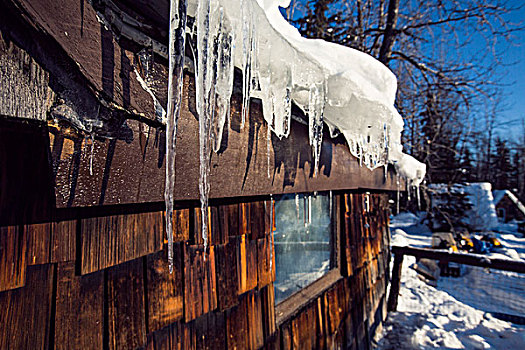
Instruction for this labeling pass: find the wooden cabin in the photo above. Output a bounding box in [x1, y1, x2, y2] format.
[1, 0, 403, 348]
[493, 190, 525, 223]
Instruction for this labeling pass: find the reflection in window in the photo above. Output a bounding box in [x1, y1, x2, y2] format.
[273, 192, 334, 303]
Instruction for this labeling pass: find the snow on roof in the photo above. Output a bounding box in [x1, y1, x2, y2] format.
[492, 190, 507, 205]
[493, 190, 525, 217]
[187, 0, 426, 185]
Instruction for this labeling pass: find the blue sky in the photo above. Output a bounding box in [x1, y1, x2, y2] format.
[495, 2, 525, 142]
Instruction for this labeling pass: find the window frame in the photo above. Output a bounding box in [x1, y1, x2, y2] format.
[274, 192, 342, 325]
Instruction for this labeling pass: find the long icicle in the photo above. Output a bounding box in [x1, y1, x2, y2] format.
[165, 0, 187, 273]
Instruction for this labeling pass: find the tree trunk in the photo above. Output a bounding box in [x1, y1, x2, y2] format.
[378, 0, 400, 64]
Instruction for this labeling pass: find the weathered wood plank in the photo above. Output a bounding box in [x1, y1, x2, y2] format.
[0, 264, 54, 349]
[193, 207, 211, 246]
[194, 311, 227, 349]
[54, 262, 104, 349]
[257, 236, 274, 289]
[291, 303, 317, 350]
[183, 244, 217, 322]
[107, 258, 147, 350]
[249, 201, 266, 240]
[0, 225, 27, 292]
[226, 294, 249, 350]
[217, 205, 231, 244]
[0, 34, 51, 121]
[224, 203, 240, 237]
[146, 244, 184, 333]
[51, 220, 76, 262]
[342, 196, 354, 277]
[26, 223, 50, 265]
[80, 211, 163, 274]
[215, 242, 239, 311]
[172, 208, 190, 242]
[260, 285, 276, 341]
[246, 291, 264, 349]
[13, 0, 157, 121]
[237, 234, 258, 295]
[280, 321, 293, 350]
[146, 324, 174, 350]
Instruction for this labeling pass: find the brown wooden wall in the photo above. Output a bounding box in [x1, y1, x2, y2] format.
[0, 193, 390, 350]
[1, 1, 393, 348]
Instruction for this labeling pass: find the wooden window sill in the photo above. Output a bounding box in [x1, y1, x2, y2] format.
[275, 269, 342, 325]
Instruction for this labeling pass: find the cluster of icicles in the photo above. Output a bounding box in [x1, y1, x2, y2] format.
[163, 0, 425, 271]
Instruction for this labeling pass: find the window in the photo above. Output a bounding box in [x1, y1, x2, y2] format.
[497, 208, 506, 221]
[273, 192, 338, 304]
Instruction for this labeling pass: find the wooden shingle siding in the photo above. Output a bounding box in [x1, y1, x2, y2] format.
[257, 235, 275, 289]
[0, 264, 53, 349]
[183, 244, 217, 322]
[215, 242, 240, 311]
[107, 258, 147, 350]
[226, 292, 249, 349]
[51, 220, 76, 262]
[237, 234, 258, 295]
[0, 193, 391, 349]
[0, 225, 27, 292]
[54, 262, 104, 349]
[146, 244, 184, 333]
[171, 209, 191, 242]
[26, 222, 51, 265]
[25, 220, 77, 266]
[80, 211, 163, 274]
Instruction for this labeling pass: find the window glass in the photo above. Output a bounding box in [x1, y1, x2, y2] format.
[273, 192, 334, 303]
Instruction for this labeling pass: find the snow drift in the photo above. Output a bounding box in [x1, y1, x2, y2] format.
[430, 183, 499, 231]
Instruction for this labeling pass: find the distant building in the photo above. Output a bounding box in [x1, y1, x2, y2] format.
[492, 190, 525, 223]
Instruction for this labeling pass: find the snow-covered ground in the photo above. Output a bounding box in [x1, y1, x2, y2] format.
[377, 213, 525, 349]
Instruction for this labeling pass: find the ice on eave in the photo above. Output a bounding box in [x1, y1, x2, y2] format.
[185, 0, 425, 184]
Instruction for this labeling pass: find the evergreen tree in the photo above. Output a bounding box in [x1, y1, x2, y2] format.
[493, 137, 512, 190]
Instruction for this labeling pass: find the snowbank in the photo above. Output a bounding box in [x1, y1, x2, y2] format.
[430, 183, 499, 231]
[383, 214, 525, 349]
[378, 254, 525, 349]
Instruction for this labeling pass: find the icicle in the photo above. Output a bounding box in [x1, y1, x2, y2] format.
[138, 46, 154, 85]
[165, 0, 187, 273]
[308, 83, 325, 177]
[196, 0, 213, 251]
[308, 195, 312, 225]
[416, 184, 421, 210]
[407, 181, 411, 202]
[89, 134, 95, 176]
[196, 0, 233, 250]
[329, 190, 333, 219]
[303, 194, 311, 228]
[267, 126, 271, 178]
[295, 193, 300, 223]
[211, 8, 235, 152]
[269, 194, 274, 273]
[240, 0, 255, 128]
[396, 174, 400, 215]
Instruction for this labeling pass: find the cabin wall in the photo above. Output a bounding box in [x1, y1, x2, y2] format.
[2, 1, 393, 348]
[495, 196, 525, 223]
[0, 193, 390, 349]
